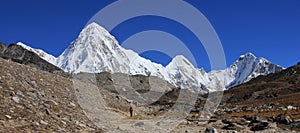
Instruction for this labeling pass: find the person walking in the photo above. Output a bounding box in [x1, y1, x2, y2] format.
[129, 106, 133, 117]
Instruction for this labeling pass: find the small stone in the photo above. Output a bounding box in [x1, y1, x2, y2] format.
[75, 121, 80, 125]
[9, 87, 14, 90]
[45, 109, 51, 115]
[16, 91, 24, 97]
[79, 123, 86, 128]
[50, 100, 58, 106]
[27, 91, 37, 99]
[57, 126, 65, 132]
[27, 109, 33, 114]
[40, 120, 48, 125]
[156, 122, 161, 126]
[222, 123, 244, 130]
[30, 81, 38, 88]
[12, 96, 20, 103]
[61, 120, 67, 125]
[287, 105, 295, 110]
[69, 102, 76, 107]
[250, 122, 269, 131]
[16, 105, 24, 109]
[44, 103, 52, 109]
[291, 121, 300, 128]
[275, 114, 292, 124]
[0, 86, 3, 89]
[134, 122, 144, 127]
[205, 127, 217, 133]
[5, 115, 12, 119]
[187, 121, 192, 125]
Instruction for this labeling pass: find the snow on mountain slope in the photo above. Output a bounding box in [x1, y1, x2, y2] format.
[56, 22, 172, 82]
[208, 52, 284, 89]
[166, 55, 209, 93]
[16, 42, 57, 65]
[22, 22, 284, 93]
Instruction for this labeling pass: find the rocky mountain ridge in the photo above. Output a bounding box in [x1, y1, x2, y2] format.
[0, 43, 63, 73]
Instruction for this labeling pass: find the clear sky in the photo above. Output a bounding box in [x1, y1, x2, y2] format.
[0, 0, 299, 71]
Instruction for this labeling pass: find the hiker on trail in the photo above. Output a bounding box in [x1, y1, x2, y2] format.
[129, 106, 133, 117]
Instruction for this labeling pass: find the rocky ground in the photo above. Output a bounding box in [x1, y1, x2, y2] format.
[181, 62, 300, 133]
[1, 51, 300, 132]
[0, 57, 102, 132]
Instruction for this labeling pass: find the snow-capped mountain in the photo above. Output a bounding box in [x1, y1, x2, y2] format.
[208, 53, 284, 89]
[18, 22, 284, 93]
[17, 42, 57, 65]
[56, 23, 171, 82]
[166, 55, 209, 93]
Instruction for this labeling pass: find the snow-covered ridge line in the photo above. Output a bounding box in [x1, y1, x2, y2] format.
[16, 42, 57, 65]
[18, 22, 284, 93]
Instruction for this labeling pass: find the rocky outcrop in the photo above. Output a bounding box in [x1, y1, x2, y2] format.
[1, 44, 63, 73]
[0, 42, 6, 56]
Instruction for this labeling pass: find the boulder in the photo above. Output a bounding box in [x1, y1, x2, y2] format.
[290, 121, 300, 128]
[250, 122, 269, 131]
[134, 122, 144, 127]
[205, 127, 217, 133]
[222, 123, 244, 131]
[245, 115, 267, 123]
[275, 114, 292, 124]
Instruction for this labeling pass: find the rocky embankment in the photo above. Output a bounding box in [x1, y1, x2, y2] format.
[0, 57, 102, 132]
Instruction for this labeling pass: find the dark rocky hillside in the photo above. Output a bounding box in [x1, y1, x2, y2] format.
[0, 43, 63, 74]
[214, 62, 300, 132]
[0, 42, 7, 56]
[224, 62, 300, 105]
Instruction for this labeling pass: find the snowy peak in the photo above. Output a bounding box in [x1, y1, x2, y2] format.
[239, 52, 256, 59]
[166, 55, 210, 93]
[56, 23, 174, 84]
[56, 22, 130, 73]
[232, 52, 283, 73]
[166, 55, 196, 76]
[79, 22, 119, 48]
[214, 52, 284, 89]
[168, 55, 193, 67]
[16, 42, 57, 65]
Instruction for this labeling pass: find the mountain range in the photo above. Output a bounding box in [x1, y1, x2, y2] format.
[15, 22, 284, 93]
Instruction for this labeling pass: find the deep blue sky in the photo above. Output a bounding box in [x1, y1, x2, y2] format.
[0, 0, 299, 71]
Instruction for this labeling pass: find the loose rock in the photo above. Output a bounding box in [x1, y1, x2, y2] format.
[205, 127, 217, 133]
[134, 122, 144, 127]
[40, 120, 48, 126]
[5, 115, 12, 119]
[12, 96, 20, 103]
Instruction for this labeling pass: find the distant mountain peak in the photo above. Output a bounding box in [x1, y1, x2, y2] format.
[221, 52, 284, 88]
[238, 52, 256, 61]
[168, 55, 193, 67]
[244, 52, 255, 57]
[81, 22, 112, 38]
